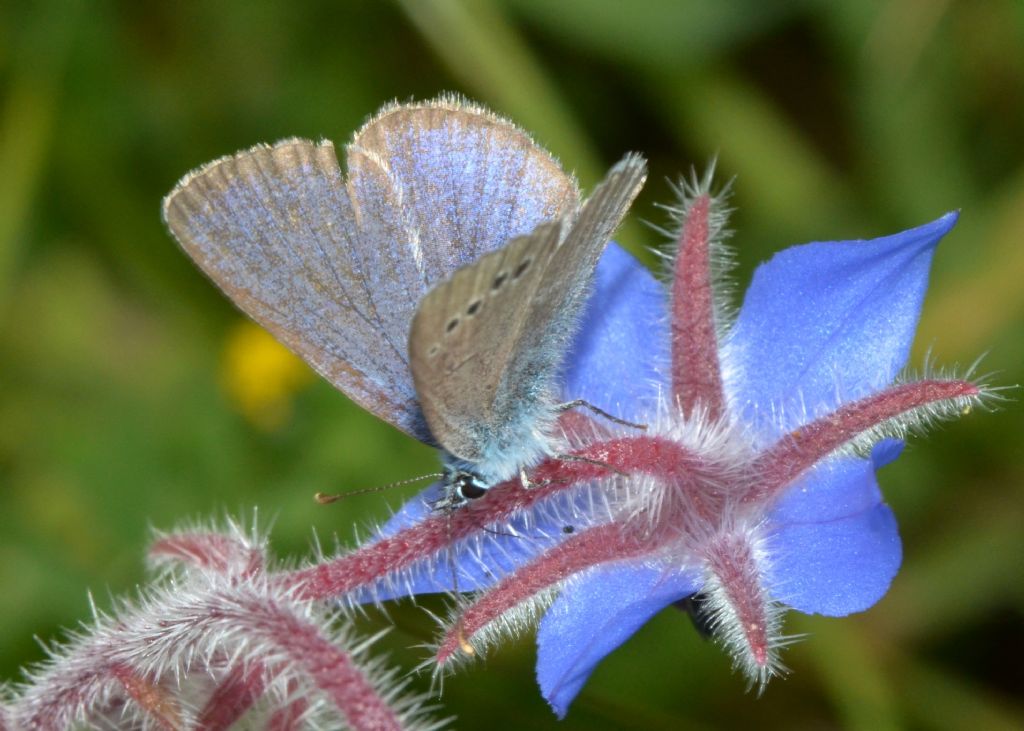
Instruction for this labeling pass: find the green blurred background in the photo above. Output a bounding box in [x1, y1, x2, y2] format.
[2, 1, 1022, 728]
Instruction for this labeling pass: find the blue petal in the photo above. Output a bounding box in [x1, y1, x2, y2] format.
[562, 243, 668, 423]
[371, 245, 665, 597]
[870, 438, 905, 468]
[766, 453, 902, 616]
[727, 213, 956, 435]
[536, 563, 701, 718]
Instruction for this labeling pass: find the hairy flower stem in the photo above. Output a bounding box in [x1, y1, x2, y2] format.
[11, 519, 439, 730]
[436, 523, 650, 663]
[17, 639, 143, 729]
[150, 532, 265, 578]
[196, 660, 267, 730]
[748, 379, 980, 503]
[702, 534, 773, 674]
[232, 595, 406, 731]
[267, 682, 308, 731]
[672, 194, 725, 420]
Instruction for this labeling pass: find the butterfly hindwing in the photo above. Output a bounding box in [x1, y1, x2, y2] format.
[511, 153, 648, 393]
[408, 222, 563, 462]
[407, 154, 647, 465]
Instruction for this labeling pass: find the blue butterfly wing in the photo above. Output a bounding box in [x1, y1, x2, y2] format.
[164, 99, 579, 444]
[406, 155, 645, 469]
[349, 98, 579, 280]
[509, 154, 647, 387]
[164, 138, 434, 442]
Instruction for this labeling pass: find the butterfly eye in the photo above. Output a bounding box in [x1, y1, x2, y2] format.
[513, 258, 532, 279]
[445, 317, 459, 333]
[457, 476, 488, 500]
[491, 272, 508, 291]
[466, 300, 482, 316]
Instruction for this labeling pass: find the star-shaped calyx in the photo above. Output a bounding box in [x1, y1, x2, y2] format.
[281, 172, 988, 718]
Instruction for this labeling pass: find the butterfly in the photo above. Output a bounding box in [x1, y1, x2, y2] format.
[163, 97, 646, 509]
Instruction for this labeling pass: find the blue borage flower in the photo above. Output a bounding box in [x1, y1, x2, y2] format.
[284, 176, 986, 719]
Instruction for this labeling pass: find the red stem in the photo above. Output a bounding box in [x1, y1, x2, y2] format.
[196, 660, 267, 731]
[748, 379, 979, 503]
[671, 195, 725, 421]
[267, 680, 308, 731]
[236, 596, 403, 731]
[704, 536, 770, 668]
[437, 522, 650, 664]
[149, 533, 264, 579]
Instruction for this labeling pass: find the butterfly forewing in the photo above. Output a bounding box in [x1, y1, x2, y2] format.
[408, 221, 564, 462]
[163, 139, 433, 442]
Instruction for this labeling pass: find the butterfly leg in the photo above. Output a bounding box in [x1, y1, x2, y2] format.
[519, 464, 564, 490]
[555, 399, 647, 430]
[520, 453, 629, 492]
[555, 452, 629, 477]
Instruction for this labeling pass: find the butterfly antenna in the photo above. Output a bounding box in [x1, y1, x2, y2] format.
[315, 473, 443, 504]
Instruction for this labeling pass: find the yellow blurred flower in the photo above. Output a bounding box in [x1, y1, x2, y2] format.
[220, 321, 313, 430]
